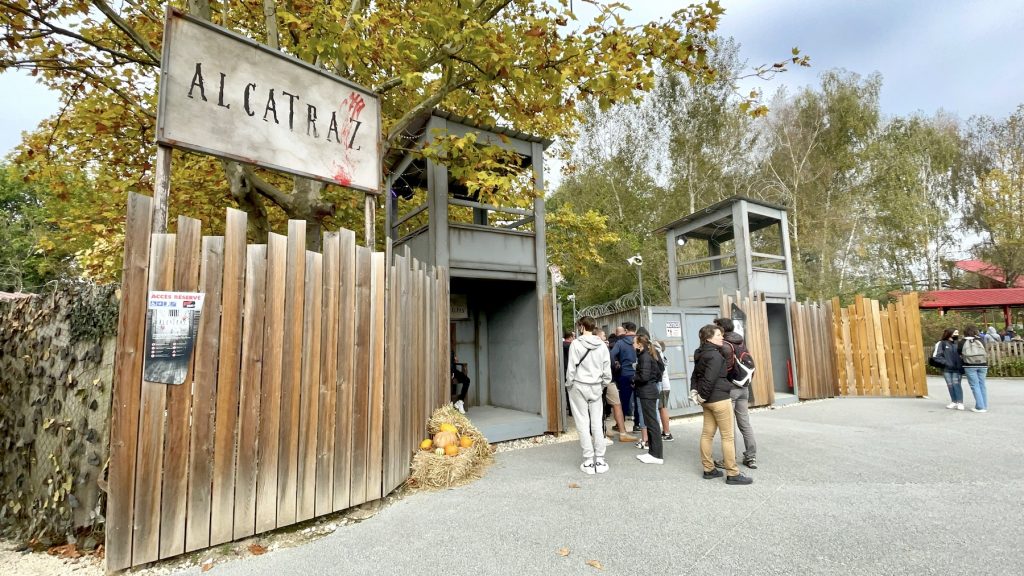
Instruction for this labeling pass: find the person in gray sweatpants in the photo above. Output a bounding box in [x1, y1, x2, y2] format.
[715, 317, 758, 469]
[565, 315, 613, 475]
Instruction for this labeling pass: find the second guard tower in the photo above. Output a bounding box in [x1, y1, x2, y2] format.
[656, 196, 799, 401]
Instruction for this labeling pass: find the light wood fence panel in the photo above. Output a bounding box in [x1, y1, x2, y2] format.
[790, 293, 925, 400]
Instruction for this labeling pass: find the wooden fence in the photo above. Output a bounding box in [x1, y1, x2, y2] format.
[107, 194, 449, 571]
[719, 293, 775, 408]
[790, 293, 926, 399]
[985, 340, 1024, 367]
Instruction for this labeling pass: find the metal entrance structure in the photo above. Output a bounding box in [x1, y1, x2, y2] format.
[385, 111, 558, 442]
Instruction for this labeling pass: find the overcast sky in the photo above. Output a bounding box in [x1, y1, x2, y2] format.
[2, 0, 1023, 157]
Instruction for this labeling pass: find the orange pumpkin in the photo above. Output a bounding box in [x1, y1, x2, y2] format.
[444, 445, 459, 456]
[433, 431, 459, 449]
[459, 436, 473, 448]
[419, 439, 433, 450]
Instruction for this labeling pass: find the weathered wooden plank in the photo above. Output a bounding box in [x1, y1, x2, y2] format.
[333, 228, 356, 511]
[297, 251, 322, 522]
[185, 235, 225, 553]
[879, 307, 895, 397]
[159, 216, 202, 560]
[543, 293, 560, 431]
[131, 233, 176, 565]
[349, 246, 372, 505]
[210, 208, 247, 545]
[256, 233, 287, 533]
[107, 193, 153, 572]
[232, 244, 267, 540]
[831, 297, 847, 391]
[871, 300, 890, 396]
[905, 292, 927, 396]
[851, 298, 867, 396]
[316, 233, 340, 516]
[382, 246, 399, 493]
[366, 252, 386, 500]
[277, 221, 306, 526]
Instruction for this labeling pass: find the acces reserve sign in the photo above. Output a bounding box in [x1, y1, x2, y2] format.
[157, 9, 381, 193]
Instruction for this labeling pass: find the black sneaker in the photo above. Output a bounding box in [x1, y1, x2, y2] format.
[632, 424, 642, 432]
[661, 433, 674, 441]
[743, 457, 758, 469]
[702, 468, 724, 479]
[726, 474, 753, 485]
[713, 460, 725, 469]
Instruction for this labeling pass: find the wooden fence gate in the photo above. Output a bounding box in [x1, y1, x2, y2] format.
[790, 293, 927, 399]
[719, 293, 775, 408]
[107, 194, 449, 571]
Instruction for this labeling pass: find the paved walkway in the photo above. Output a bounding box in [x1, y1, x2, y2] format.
[177, 377, 1024, 576]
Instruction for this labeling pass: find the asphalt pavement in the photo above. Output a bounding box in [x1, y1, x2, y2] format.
[176, 376, 1024, 576]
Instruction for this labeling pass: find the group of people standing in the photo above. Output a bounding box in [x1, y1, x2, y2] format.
[932, 325, 990, 412]
[564, 315, 757, 485]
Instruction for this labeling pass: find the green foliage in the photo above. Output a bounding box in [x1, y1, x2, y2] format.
[0, 164, 81, 292]
[988, 360, 1024, 378]
[965, 105, 1024, 288]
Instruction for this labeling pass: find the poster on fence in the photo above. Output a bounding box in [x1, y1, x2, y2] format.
[143, 291, 205, 385]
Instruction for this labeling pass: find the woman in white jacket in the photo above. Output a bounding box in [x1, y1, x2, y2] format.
[565, 315, 613, 475]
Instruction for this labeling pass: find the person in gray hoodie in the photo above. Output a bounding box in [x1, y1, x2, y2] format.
[565, 315, 613, 474]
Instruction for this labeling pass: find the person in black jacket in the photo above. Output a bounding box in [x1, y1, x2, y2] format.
[632, 335, 664, 464]
[690, 324, 753, 485]
[932, 328, 964, 410]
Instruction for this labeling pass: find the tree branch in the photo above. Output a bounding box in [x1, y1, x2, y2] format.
[91, 0, 161, 63]
[0, 0, 157, 67]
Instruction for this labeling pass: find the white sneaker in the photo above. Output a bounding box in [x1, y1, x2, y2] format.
[603, 437, 614, 447]
[595, 459, 609, 474]
[636, 453, 664, 465]
[971, 407, 988, 413]
[956, 403, 965, 411]
[580, 461, 596, 475]
[455, 400, 465, 414]
[945, 402, 957, 409]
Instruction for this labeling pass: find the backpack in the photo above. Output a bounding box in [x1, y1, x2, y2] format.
[961, 338, 987, 365]
[721, 340, 756, 388]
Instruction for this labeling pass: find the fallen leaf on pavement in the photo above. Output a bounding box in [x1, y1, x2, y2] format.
[557, 547, 570, 557]
[248, 543, 268, 555]
[200, 559, 214, 572]
[586, 559, 604, 570]
[47, 544, 82, 559]
[568, 482, 580, 489]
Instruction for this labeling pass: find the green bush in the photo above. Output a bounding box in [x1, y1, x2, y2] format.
[989, 360, 1024, 378]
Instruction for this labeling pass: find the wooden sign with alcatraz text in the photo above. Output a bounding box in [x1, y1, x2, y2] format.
[156, 8, 381, 193]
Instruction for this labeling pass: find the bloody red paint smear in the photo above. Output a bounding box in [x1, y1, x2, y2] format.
[333, 165, 352, 186]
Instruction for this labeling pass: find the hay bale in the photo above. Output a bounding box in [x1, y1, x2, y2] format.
[409, 404, 493, 490]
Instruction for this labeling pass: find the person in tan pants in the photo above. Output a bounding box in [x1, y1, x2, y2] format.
[690, 324, 752, 485]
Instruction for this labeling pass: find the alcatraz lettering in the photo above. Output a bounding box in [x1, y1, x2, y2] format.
[186, 62, 364, 149]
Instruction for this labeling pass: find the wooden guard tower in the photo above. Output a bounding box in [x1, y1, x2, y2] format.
[657, 196, 799, 400]
[659, 196, 797, 308]
[384, 111, 555, 442]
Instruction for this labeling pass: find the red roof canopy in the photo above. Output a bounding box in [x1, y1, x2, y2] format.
[954, 260, 1024, 288]
[918, 287, 1024, 309]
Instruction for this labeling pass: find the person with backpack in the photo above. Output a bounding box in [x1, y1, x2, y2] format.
[690, 324, 753, 485]
[565, 316, 613, 474]
[932, 328, 964, 410]
[958, 325, 989, 413]
[632, 334, 665, 464]
[713, 317, 758, 469]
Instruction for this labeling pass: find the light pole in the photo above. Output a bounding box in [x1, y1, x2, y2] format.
[627, 254, 644, 308]
[567, 293, 577, 333]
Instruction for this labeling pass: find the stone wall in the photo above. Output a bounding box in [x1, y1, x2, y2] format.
[0, 284, 118, 547]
